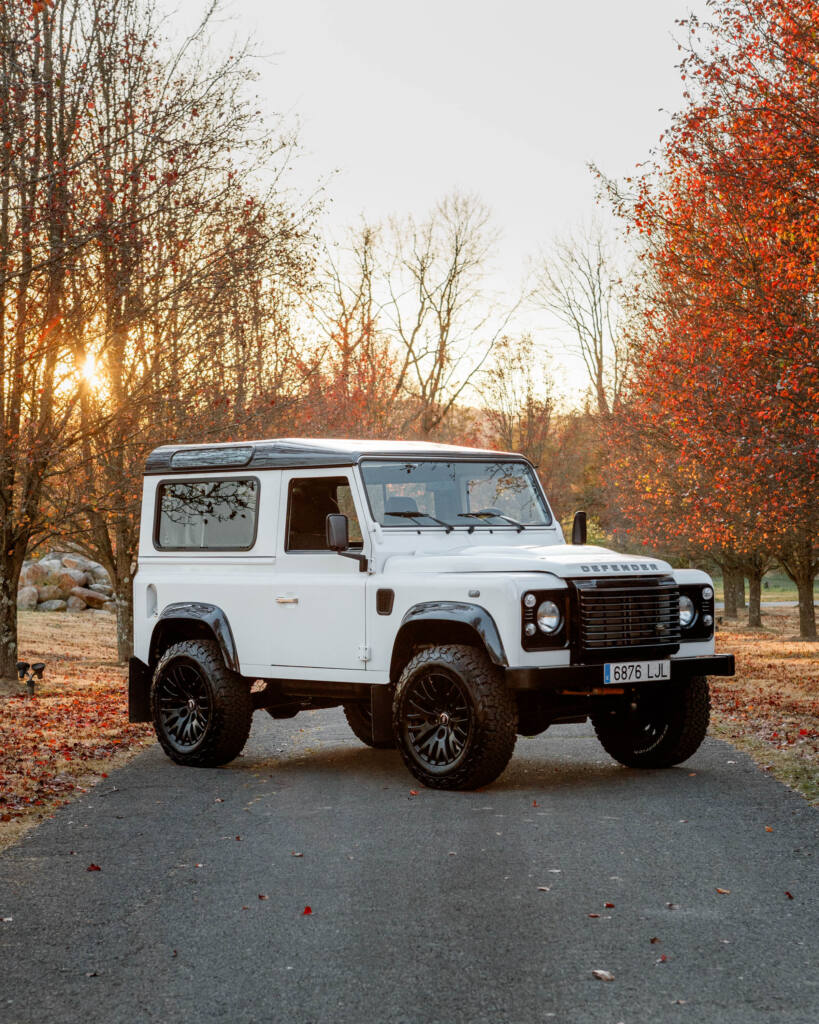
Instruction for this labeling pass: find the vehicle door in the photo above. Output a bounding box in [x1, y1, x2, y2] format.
[271, 468, 370, 672]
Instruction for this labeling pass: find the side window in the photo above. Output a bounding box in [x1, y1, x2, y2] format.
[286, 476, 363, 551]
[156, 478, 259, 550]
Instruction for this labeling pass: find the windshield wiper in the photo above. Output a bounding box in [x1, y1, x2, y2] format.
[385, 510, 454, 533]
[458, 509, 526, 533]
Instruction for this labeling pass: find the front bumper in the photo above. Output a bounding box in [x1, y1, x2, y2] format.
[505, 654, 735, 691]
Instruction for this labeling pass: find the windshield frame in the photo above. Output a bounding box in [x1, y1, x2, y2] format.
[357, 456, 554, 530]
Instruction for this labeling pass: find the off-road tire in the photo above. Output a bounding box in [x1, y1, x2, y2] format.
[151, 639, 253, 768]
[343, 702, 396, 749]
[393, 644, 517, 790]
[591, 675, 710, 769]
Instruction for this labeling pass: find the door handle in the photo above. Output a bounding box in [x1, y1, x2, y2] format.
[276, 596, 299, 605]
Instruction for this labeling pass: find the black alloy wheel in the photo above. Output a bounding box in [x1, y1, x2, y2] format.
[156, 660, 211, 753]
[403, 671, 472, 770]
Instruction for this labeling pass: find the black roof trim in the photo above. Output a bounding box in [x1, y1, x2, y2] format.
[144, 439, 524, 476]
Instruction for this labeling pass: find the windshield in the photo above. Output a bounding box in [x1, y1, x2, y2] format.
[360, 459, 552, 528]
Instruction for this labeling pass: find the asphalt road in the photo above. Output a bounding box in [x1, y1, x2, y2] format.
[1, 710, 817, 1024]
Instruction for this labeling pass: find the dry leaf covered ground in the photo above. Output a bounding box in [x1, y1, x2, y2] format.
[0, 612, 152, 849]
[712, 608, 819, 804]
[0, 607, 816, 850]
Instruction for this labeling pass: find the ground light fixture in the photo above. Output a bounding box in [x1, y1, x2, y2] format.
[16, 661, 45, 696]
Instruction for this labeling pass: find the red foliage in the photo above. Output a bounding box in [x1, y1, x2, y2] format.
[607, 1, 819, 582]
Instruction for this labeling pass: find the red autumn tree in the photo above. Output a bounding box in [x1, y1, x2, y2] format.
[603, 0, 819, 638]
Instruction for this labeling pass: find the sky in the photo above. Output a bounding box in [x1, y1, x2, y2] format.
[167, 0, 708, 401]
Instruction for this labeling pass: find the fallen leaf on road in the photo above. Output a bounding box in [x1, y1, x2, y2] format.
[171, 951, 177, 958]
[592, 970, 614, 982]
[302, 906, 312, 916]
[1, 916, 12, 923]
[235, 836, 242, 841]
[291, 852, 304, 858]
[764, 826, 773, 832]
[655, 954, 667, 964]
[537, 886, 551, 892]
[532, 800, 538, 807]
[588, 913, 600, 918]
[214, 798, 224, 803]
[785, 891, 794, 900]
[604, 902, 615, 908]
[409, 790, 418, 796]
[666, 903, 680, 910]
[650, 937, 660, 944]
[86, 864, 101, 872]
[258, 894, 268, 901]
[715, 888, 730, 895]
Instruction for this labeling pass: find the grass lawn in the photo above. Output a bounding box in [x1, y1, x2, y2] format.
[712, 568, 819, 604]
[1, 607, 816, 850]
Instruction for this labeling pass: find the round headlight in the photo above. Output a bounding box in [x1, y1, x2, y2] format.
[524, 622, 537, 637]
[524, 593, 537, 608]
[679, 594, 696, 628]
[537, 600, 562, 634]
[702, 586, 714, 602]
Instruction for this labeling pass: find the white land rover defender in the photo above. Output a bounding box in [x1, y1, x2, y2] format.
[128, 438, 734, 790]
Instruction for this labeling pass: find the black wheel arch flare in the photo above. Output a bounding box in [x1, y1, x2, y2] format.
[149, 602, 240, 671]
[390, 601, 508, 681]
[130, 603, 240, 723]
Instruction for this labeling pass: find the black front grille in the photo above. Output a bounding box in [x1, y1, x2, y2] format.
[573, 576, 680, 661]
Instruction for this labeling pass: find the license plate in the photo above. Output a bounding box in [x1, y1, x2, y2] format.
[604, 660, 671, 684]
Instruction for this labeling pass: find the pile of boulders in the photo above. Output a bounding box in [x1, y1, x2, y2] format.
[16, 552, 116, 614]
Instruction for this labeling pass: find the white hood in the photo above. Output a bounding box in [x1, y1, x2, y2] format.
[382, 543, 673, 579]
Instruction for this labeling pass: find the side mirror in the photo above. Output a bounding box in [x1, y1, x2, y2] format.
[326, 513, 350, 552]
[571, 510, 587, 546]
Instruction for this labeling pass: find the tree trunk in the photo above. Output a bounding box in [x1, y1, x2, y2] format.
[736, 575, 746, 610]
[722, 567, 739, 619]
[0, 556, 20, 680]
[794, 573, 817, 641]
[115, 584, 134, 663]
[780, 532, 817, 640]
[747, 570, 763, 628]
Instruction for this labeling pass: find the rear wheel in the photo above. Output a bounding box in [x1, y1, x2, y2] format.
[151, 639, 252, 767]
[343, 702, 396, 749]
[393, 644, 517, 790]
[591, 676, 710, 769]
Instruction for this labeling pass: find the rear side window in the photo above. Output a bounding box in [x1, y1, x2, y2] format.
[155, 478, 259, 550]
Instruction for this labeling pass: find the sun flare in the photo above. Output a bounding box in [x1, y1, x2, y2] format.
[81, 353, 104, 391]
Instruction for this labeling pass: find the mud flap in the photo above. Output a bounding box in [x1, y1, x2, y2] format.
[128, 657, 152, 723]
[370, 685, 394, 746]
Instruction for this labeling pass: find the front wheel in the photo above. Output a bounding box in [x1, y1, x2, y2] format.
[393, 644, 517, 790]
[343, 702, 396, 749]
[591, 676, 710, 769]
[151, 639, 253, 767]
